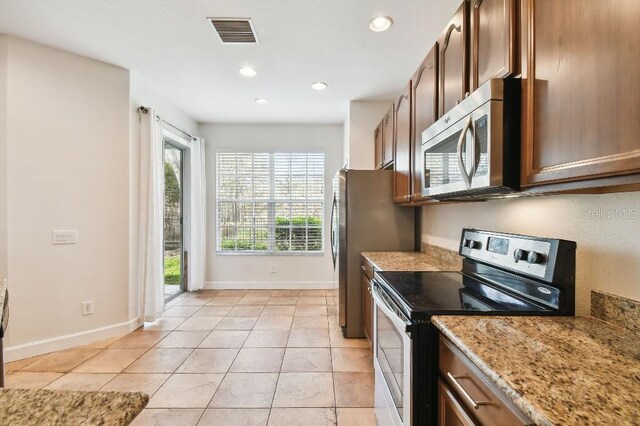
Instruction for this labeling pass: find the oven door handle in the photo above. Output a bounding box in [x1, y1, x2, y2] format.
[371, 282, 413, 334]
[456, 116, 474, 188]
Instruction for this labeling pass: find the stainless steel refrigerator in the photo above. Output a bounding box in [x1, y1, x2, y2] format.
[331, 169, 415, 338]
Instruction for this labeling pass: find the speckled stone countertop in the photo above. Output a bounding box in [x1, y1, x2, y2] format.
[432, 315, 640, 426]
[0, 388, 148, 425]
[362, 245, 462, 272]
[0, 277, 6, 326]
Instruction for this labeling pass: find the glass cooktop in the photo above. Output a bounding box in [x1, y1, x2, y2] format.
[375, 271, 552, 320]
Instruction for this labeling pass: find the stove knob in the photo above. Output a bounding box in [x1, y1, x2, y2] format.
[527, 251, 545, 264]
[513, 249, 528, 262]
[468, 240, 479, 249]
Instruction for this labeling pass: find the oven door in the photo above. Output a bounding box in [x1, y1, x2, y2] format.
[372, 281, 412, 426]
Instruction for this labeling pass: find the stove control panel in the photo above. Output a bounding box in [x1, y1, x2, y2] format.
[459, 229, 560, 281]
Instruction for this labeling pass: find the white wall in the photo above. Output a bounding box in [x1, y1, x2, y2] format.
[344, 100, 391, 170]
[0, 36, 7, 278]
[3, 36, 131, 358]
[200, 123, 343, 288]
[128, 74, 197, 320]
[422, 192, 640, 316]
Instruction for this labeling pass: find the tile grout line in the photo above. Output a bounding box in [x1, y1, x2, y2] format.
[265, 299, 294, 425]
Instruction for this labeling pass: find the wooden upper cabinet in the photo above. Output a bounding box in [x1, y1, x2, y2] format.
[438, 1, 469, 117]
[394, 82, 413, 203]
[412, 45, 439, 201]
[382, 106, 394, 168]
[521, 0, 640, 186]
[470, 0, 517, 90]
[374, 123, 383, 170]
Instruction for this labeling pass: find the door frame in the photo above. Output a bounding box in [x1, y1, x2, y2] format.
[162, 129, 191, 301]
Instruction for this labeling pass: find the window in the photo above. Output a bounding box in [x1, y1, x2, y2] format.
[216, 152, 325, 254]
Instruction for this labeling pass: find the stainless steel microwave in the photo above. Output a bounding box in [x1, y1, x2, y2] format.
[420, 79, 520, 200]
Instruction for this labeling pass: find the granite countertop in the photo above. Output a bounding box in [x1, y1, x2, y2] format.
[0, 388, 148, 425]
[432, 315, 640, 426]
[0, 277, 6, 327]
[362, 247, 461, 272]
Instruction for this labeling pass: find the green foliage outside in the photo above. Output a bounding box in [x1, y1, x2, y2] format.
[164, 255, 181, 285]
[222, 216, 322, 252]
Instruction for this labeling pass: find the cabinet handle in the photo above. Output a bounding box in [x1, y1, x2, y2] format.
[442, 23, 461, 53]
[446, 372, 490, 409]
[474, 0, 484, 8]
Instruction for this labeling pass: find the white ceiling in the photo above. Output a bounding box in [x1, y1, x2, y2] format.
[0, 0, 459, 123]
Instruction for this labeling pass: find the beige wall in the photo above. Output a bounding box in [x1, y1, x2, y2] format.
[3, 36, 131, 354]
[200, 123, 343, 288]
[422, 192, 640, 315]
[343, 100, 390, 170]
[0, 36, 7, 278]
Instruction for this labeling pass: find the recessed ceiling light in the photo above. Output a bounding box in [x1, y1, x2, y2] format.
[255, 97, 270, 105]
[311, 81, 328, 90]
[369, 16, 393, 32]
[239, 66, 257, 77]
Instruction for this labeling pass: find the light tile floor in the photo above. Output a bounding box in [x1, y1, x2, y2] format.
[5, 289, 378, 426]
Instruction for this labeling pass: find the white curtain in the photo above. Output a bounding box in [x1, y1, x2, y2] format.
[138, 108, 165, 322]
[188, 137, 207, 291]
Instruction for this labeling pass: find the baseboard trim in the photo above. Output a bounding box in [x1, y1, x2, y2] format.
[205, 281, 337, 290]
[5, 317, 142, 362]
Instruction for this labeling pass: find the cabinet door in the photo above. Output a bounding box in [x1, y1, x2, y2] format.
[362, 275, 372, 344]
[374, 123, 383, 170]
[394, 82, 412, 203]
[412, 45, 439, 201]
[471, 0, 516, 90]
[382, 106, 394, 167]
[438, 379, 477, 426]
[438, 1, 469, 117]
[521, 0, 640, 186]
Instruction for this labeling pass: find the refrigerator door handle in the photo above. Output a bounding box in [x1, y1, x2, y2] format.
[330, 194, 337, 270]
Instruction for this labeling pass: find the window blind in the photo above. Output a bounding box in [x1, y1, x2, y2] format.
[216, 152, 325, 254]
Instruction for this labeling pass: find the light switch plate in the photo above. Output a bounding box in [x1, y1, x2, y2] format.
[52, 230, 78, 245]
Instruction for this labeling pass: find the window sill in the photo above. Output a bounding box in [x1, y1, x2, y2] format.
[215, 251, 326, 257]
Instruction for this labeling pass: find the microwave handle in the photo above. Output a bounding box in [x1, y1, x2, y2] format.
[456, 116, 474, 188]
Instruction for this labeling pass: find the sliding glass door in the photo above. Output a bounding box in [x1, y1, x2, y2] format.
[164, 141, 184, 301]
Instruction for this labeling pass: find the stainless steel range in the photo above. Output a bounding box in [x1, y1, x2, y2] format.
[372, 228, 576, 426]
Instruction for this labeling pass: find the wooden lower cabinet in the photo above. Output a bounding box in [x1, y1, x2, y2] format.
[439, 336, 531, 426]
[439, 379, 477, 426]
[361, 257, 374, 348]
[362, 275, 372, 345]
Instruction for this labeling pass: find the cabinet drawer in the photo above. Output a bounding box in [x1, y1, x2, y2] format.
[361, 257, 374, 280]
[439, 336, 531, 426]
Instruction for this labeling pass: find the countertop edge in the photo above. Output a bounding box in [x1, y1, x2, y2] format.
[361, 251, 461, 273]
[431, 316, 553, 426]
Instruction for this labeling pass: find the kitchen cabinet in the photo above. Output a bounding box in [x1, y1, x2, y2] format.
[382, 106, 394, 168]
[470, 0, 516, 90]
[374, 123, 383, 170]
[521, 0, 640, 188]
[361, 257, 374, 347]
[411, 46, 439, 202]
[438, 1, 469, 117]
[438, 379, 476, 426]
[439, 335, 531, 425]
[394, 82, 412, 203]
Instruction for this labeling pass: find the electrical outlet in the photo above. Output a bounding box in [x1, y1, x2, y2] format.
[81, 301, 94, 316]
[52, 230, 78, 245]
[270, 265, 277, 274]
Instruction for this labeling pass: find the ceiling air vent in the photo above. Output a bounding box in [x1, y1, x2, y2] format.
[208, 18, 259, 45]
